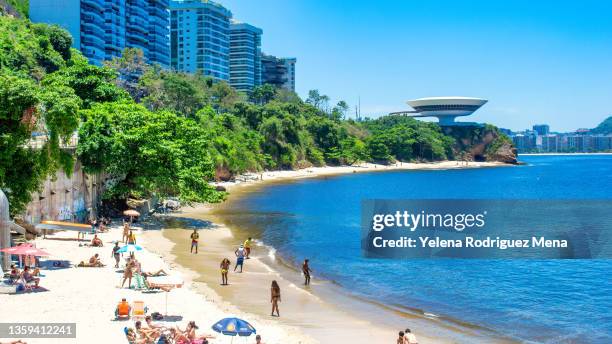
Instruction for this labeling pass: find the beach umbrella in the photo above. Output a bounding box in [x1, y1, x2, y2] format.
[123, 209, 140, 223]
[146, 275, 184, 315]
[212, 317, 256, 340]
[0, 243, 50, 267]
[117, 244, 143, 253]
[36, 220, 92, 242]
[0, 243, 32, 254]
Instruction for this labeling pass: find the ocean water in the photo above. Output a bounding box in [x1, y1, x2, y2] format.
[227, 155, 612, 343]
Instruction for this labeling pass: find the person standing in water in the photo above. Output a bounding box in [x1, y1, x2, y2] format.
[243, 237, 253, 259]
[190, 229, 199, 254]
[270, 280, 281, 317]
[234, 245, 245, 272]
[220, 258, 231, 285]
[302, 259, 312, 285]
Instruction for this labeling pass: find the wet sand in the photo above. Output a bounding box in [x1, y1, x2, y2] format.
[150, 162, 517, 343]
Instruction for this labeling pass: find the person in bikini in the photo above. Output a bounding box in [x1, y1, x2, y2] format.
[220, 258, 231, 285]
[270, 280, 281, 317]
[302, 259, 312, 286]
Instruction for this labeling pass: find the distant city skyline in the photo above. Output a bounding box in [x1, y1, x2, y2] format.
[222, 0, 612, 132]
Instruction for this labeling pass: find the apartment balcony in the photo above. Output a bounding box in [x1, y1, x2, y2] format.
[82, 0, 105, 13]
[81, 22, 105, 38]
[149, 6, 168, 19]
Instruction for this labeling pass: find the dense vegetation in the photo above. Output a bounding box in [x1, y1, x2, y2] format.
[0, 16, 513, 216]
[591, 116, 612, 135]
[0, 0, 28, 18]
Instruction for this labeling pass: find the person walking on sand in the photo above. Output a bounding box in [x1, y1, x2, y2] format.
[403, 328, 418, 344]
[190, 229, 199, 254]
[122, 221, 130, 243]
[270, 280, 281, 317]
[234, 245, 245, 273]
[244, 237, 253, 259]
[302, 259, 312, 285]
[220, 258, 231, 285]
[112, 242, 121, 268]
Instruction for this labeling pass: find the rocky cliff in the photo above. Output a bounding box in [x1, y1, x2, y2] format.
[442, 124, 518, 164]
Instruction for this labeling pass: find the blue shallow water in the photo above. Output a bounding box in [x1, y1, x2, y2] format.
[231, 155, 612, 343]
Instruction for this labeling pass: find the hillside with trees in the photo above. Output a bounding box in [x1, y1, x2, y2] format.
[0, 16, 515, 216]
[591, 116, 612, 135]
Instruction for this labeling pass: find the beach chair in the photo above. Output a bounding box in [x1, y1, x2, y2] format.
[132, 300, 147, 320]
[116, 301, 131, 320]
[133, 273, 146, 289]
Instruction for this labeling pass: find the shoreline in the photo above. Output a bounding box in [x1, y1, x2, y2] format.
[156, 161, 516, 343]
[213, 160, 512, 193]
[518, 152, 612, 156]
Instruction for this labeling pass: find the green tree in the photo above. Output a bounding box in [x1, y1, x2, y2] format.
[251, 84, 276, 105]
[77, 101, 224, 203]
[104, 48, 149, 101]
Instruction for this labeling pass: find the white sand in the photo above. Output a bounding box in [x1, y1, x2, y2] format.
[0, 226, 314, 344]
[213, 161, 509, 191]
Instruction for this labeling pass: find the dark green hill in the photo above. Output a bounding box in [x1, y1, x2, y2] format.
[591, 116, 612, 135]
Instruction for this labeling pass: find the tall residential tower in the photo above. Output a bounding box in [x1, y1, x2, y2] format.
[169, 0, 231, 81]
[261, 54, 296, 92]
[29, 0, 170, 66]
[229, 21, 262, 92]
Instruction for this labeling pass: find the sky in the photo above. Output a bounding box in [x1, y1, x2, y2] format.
[222, 0, 612, 132]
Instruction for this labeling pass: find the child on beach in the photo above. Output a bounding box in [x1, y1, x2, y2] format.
[220, 258, 231, 285]
[234, 245, 245, 272]
[302, 259, 312, 285]
[190, 229, 199, 254]
[271, 280, 281, 317]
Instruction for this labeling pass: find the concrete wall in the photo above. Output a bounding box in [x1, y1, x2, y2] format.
[23, 161, 103, 225]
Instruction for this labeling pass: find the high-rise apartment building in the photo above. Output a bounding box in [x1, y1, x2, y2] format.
[229, 21, 262, 92]
[532, 124, 550, 136]
[29, 0, 170, 67]
[170, 0, 231, 81]
[261, 54, 296, 92]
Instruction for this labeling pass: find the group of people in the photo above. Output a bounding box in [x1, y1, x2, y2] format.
[397, 328, 419, 344]
[189, 229, 316, 319]
[6, 265, 41, 288]
[122, 221, 137, 244]
[125, 317, 216, 344]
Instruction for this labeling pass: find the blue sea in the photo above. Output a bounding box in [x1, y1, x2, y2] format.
[227, 155, 612, 343]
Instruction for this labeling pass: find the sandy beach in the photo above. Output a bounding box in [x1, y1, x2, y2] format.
[0, 225, 313, 343]
[211, 161, 509, 192]
[1, 161, 513, 344]
[152, 161, 515, 344]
